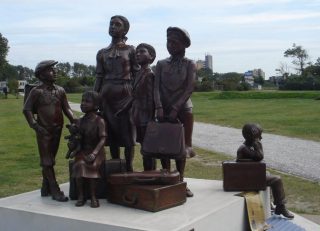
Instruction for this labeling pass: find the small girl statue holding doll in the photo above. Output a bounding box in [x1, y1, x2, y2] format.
[72, 91, 106, 208]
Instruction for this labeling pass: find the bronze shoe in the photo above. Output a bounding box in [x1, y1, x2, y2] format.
[275, 204, 294, 219]
[186, 187, 194, 197]
[90, 199, 100, 208]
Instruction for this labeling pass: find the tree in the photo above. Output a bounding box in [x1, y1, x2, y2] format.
[276, 62, 290, 78]
[216, 72, 243, 91]
[315, 57, 320, 66]
[56, 62, 72, 77]
[284, 43, 309, 75]
[0, 33, 9, 70]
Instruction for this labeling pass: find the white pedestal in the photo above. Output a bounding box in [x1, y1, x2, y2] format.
[1, 178, 319, 231]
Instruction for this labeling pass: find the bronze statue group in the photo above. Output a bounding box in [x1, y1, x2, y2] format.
[23, 15, 293, 219]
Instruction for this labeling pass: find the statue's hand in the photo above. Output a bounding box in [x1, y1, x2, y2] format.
[156, 108, 164, 122]
[168, 109, 178, 122]
[85, 153, 96, 163]
[32, 123, 49, 136]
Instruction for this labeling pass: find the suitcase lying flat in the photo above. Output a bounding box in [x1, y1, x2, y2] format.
[222, 160, 266, 191]
[107, 182, 187, 212]
[69, 158, 126, 200]
[107, 170, 180, 185]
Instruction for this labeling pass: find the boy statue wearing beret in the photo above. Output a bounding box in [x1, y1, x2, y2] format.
[154, 27, 196, 197]
[23, 60, 75, 202]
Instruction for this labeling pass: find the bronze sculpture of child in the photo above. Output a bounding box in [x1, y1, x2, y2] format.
[71, 91, 106, 208]
[23, 60, 75, 202]
[237, 123, 294, 219]
[131, 43, 157, 171]
[154, 27, 196, 197]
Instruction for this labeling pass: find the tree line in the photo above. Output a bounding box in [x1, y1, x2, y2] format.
[1, 32, 320, 93]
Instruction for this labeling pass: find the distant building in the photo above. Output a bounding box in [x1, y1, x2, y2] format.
[244, 71, 255, 86]
[244, 68, 265, 87]
[196, 60, 205, 70]
[252, 69, 265, 79]
[205, 54, 213, 71]
[18, 80, 27, 92]
[195, 53, 213, 71]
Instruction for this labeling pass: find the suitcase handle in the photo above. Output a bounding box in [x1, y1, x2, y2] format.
[122, 192, 138, 205]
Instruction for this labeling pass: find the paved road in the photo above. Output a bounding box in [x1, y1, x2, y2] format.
[69, 102, 320, 182]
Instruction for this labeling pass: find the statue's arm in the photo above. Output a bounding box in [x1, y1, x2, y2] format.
[94, 50, 104, 92]
[171, 60, 195, 112]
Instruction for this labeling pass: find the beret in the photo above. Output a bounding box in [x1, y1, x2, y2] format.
[167, 27, 191, 48]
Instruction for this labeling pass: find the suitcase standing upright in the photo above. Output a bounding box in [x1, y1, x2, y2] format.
[107, 170, 180, 185]
[107, 182, 187, 212]
[69, 158, 126, 200]
[142, 121, 186, 159]
[222, 160, 266, 191]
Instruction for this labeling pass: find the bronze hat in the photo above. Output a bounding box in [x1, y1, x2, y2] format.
[167, 27, 191, 48]
[35, 60, 58, 78]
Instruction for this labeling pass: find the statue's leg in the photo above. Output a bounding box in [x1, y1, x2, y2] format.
[110, 144, 120, 159]
[89, 179, 99, 208]
[124, 146, 134, 172]
[43, 166, 68, 202]
[179, 111, 196, 158]
[41, 168, 51, 196]
[161, 158, 171, 171]
[143, 156, 157, 171]
[176, 158, 193, 197]
[75, 177, 85, 206]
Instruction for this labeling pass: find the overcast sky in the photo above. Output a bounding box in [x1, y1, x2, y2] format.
[1, 0, 320, 78]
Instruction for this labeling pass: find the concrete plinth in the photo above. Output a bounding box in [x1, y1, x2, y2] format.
[1, 178, 319, 231]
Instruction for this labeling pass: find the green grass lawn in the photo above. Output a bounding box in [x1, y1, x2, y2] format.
[192, 91, 320, 141]
[68, 91, 320, 141]
[1, 93, 320, 215]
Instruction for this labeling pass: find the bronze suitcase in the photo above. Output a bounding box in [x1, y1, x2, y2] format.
[107, 170, 180, 185]
[107, 182, 187, 212]
[222, 160, 266, 191]
[142, 121, 186, 159]
[69, 159, 126, 200]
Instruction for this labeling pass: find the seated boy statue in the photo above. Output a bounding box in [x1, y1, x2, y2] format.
[237, 123, 294, 219]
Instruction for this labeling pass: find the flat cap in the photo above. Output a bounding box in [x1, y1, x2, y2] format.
[35, 60, 58, 77]
[167, 27, 191, 48]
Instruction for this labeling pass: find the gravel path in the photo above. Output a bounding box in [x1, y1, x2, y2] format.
[193, 122, 320, 182]
[69, 102, 320, 182]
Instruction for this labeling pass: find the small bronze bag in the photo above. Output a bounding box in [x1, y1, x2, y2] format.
[142, 121, 186, 159]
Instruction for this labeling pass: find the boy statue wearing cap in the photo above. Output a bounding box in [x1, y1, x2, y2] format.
[23, 60, 75, 202]
[154, 27, 196, 197]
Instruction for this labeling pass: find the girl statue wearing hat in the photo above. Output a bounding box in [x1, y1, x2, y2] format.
[94, 15, 140, 172]
[154, 27, 196, 197]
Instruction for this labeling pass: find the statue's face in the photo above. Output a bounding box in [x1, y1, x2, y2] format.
[167, 37, 184, 56]
[80, 96, 96, 113]
[136, 47, 152, 65]
[40, 66, 56, 83]
[109, 17, 125, 38]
